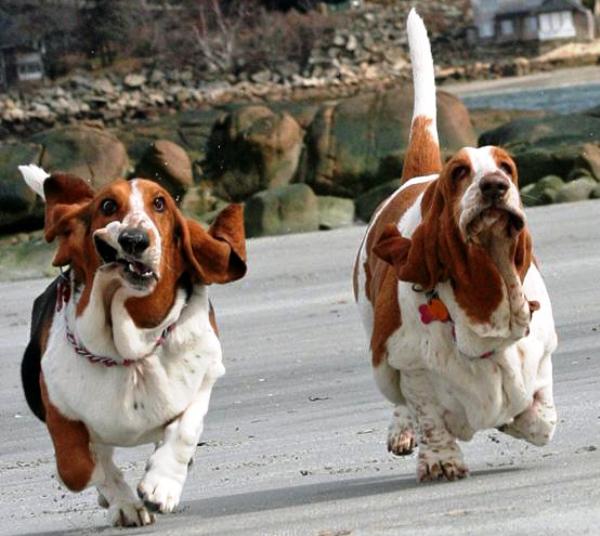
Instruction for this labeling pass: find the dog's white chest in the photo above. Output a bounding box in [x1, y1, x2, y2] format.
[41, 286, 224, 447]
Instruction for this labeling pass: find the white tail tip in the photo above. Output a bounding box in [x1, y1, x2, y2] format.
[19, 164, 50, 200]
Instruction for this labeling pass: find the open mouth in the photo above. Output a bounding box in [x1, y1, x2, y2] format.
[466, 204, 525, 239]
[94, 236, 157, 285]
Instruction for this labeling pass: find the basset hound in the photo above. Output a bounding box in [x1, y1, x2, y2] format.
[18, 166, 246, 526]
[353, 10, 557, 482]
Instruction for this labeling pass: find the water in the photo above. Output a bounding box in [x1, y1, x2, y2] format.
[461, 82, 600, 113]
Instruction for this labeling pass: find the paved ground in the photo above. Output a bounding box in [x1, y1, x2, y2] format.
[1, 200, 599, 536]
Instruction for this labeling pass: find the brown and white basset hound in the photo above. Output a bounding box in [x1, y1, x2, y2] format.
[19, 165, 246, 526]
[353, 10, 557, 482]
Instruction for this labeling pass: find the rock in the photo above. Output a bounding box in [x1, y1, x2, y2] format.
[124, 73, 146, 89]
[573, 143, 600, 180]
[555, 177, 597, 204]
[0, 143, 44, 232]
[179, 184, 223, 218]
[520, 175, 564, 207]
[205, 105, 304, 202]
[480, 115, 600, 186]
[317, 196, 355, 229]
[244, 184, 319, 238]
[250, 70, 272, 84]
[355, 179, 402, 222]
[304, 89, 475, 197]
[134, 140, 193, 199]
[591, 184, 600, 199]
[31, 125, 129, 189]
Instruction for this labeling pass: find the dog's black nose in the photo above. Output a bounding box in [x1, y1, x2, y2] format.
[480, 175, 509, 201]
[118, 228, 150, 256]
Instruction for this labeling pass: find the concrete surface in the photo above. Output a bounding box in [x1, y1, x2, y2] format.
[1, 200, 599, 536]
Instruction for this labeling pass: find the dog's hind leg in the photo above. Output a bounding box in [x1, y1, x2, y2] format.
[94, 445, 155, 527]
[373, 359, 417, 456]
[388, 405, 417, 456]
[137, 373, 218, 514]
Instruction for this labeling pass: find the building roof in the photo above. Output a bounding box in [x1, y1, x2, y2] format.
[536, 0, 588, 13]
[496, 0, 588, 16]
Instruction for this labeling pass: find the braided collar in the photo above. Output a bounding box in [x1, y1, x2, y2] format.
[57, 276, 175, 368]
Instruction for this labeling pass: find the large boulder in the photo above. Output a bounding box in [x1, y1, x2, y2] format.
[0, 143, 44, 232]
[355, 179, 402, 222]
[479, 115, 600, 187]
[244, 184, 319, 238]
[31, 125, 129, 189]
[304, 89, 476, 197]
[134, 139, 193, 199]
[555, 177, 597, 204]
[204, 105, 304, 202]
[317, 196, 355, 230]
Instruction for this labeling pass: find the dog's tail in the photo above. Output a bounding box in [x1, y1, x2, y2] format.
[19, 164, 50, 200]
[401, 9, 442, 183]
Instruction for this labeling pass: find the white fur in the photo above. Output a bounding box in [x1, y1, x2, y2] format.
[39, 180, 227, 523]
[19, 164, 50, 200]
[354, 12, 557, 481]
[407, 9, 438, 143]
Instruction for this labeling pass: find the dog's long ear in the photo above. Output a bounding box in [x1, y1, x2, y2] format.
[373, 224, 440, 291]
[179, 204, 247, 284]
[513, 227, 533, 282]
[40, 173, 95, 266]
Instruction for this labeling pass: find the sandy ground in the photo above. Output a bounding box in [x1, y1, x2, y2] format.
[444, 64, 600, 98]
[1, 200, 600, 535]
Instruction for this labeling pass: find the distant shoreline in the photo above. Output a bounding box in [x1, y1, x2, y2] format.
[443, 65, 600, 99]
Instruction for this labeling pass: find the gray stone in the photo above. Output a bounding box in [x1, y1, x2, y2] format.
[317, 196, 355, 230]
[124, 73, 146, 89]
[244, 184, 319, 238]
[355, 179, 402, 222]
[555, 177, 597, 204]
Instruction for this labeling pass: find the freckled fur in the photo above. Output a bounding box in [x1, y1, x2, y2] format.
[354, 8, 557, 482]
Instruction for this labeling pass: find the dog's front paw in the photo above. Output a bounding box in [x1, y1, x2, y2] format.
[417, 447, 469, 482]
[137, 471, 184, 514]
[108, 500, 155, 527]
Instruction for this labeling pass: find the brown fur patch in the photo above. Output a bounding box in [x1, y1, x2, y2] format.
[401, 116, 443, 183]
[40, 375, 95, 492]
[363, 182, 431, 366]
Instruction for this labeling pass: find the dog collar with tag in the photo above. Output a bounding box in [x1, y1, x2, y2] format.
[418, 289, 495, 359]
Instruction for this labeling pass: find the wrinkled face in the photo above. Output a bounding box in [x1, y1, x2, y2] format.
[444, 146, 525, 245]
[91, 179, 181, 295]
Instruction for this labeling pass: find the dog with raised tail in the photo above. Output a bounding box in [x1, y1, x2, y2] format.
[353, 9, 557, 482]
[18, 165, 246, 526]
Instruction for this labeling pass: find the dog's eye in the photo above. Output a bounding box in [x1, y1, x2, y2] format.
[499, 162, 513, 176]
[452, 165, 470, 181]
[153, 196, 166, 212]
[100, 198, 117, 216]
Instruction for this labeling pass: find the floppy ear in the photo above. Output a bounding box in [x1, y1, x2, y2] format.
[373, 223, 440, 291]
[180, 204, 247, 284]
[513, 227, 533, 282]
[42, 173, 95, 266]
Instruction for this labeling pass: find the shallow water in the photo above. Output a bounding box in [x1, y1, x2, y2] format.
[462, 82, 600, 113]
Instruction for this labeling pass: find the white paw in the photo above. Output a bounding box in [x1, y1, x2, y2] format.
[388, 420, 416, 456]
[417, 446, 469, 482]
[137, 471, 184, 514]
[499, 407, 556, 447]
[108, 500, 155, 527]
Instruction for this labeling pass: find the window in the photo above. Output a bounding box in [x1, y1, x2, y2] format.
[525, 16, 538, 33]
[501, 19, 515, 36]
[479, 21, 494, 38]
